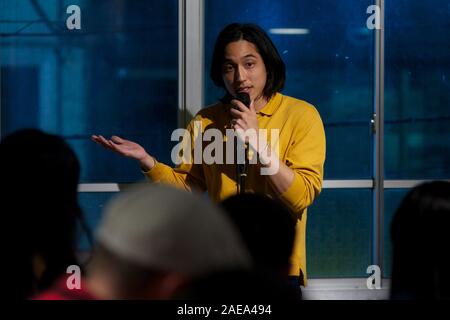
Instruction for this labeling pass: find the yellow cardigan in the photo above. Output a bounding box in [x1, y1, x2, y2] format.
[144, 93, 326, 285]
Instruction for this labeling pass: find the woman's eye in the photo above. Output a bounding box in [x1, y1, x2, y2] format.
[223, 65, 234, 72]
[246, 62, 255, 68]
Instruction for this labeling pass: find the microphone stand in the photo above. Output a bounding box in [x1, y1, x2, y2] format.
[237, 141, 249, 194]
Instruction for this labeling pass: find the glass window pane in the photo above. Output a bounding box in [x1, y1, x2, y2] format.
[77, 192, 116, 251]
[307, 189, 372, 278]
[204, 0, 375, 179]
[385, 0, 450, 179]
[0, 0, 178, 183]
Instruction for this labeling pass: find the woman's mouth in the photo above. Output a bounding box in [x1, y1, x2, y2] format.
[237, 87, 251, 93]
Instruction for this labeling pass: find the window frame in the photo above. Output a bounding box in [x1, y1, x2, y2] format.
[2, 0, 450, 291]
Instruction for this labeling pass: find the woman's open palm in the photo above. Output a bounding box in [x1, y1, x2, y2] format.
[91, 135, 148, 161]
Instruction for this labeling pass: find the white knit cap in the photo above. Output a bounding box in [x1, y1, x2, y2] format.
[95, 183, 251, 276]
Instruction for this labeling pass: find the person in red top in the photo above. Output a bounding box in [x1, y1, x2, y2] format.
[34, 275, 96, 300]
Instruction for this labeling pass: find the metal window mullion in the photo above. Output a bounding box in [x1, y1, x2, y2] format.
[78, 183, 120, 192]
[179, 0, 204, 128]
[373, 0, 385, 276]
[178, 0, 186, 127]
[322, 180, 373, 188]
[75, 180, 450, 192]
[384, 180, 450, 188]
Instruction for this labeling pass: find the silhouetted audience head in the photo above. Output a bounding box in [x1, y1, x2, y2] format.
[85, 184, 251, 299]
[220, 193, 297, 277]
[1, 128, 86, 299]
[390, 181, 450, 300]
[176, 269, 301, 301]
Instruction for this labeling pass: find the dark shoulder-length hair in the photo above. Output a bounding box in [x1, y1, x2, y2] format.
[210, 23, 286, 100]
[390, 181, 450, 300]
[1, 128, 93, 299]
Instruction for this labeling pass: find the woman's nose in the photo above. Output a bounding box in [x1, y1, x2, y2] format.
[235, 65, 247, 82]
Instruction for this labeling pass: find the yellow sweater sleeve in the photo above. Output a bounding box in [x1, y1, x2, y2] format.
[142, 119, 207, 192]
[279, 106, 326, 214]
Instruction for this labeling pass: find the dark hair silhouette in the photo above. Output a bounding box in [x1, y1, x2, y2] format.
[390, 181, 450, 300]
[1, 128, 91, 299]
[176, 269, 302, 302]
[210, 23, 286, 100]
[220, 193, 296, 275]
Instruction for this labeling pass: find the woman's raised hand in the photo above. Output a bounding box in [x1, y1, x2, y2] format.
[91, 135, 155, 171]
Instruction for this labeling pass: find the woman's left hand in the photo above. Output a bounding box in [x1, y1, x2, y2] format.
[230, 99, 259, 133]
[229, 99, 260, 155]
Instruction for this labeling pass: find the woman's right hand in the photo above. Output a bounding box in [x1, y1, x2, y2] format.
[91, 135, 155, 171]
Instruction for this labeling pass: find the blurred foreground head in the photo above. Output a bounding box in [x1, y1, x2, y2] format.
[220, 193, 297, 277]
[175, 193, 299, 301]
[390, 181, 450, 300]
[87, 183, 251, 299]
[1, 128, 82, 299]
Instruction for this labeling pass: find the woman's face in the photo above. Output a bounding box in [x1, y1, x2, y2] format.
[222, 40, 267, 104]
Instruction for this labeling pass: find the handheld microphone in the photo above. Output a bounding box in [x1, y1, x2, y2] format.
[234, 92, 250, 194]
[236, 92, 251, 108]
